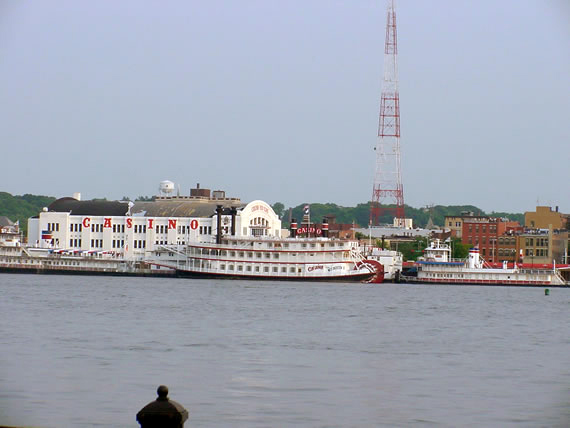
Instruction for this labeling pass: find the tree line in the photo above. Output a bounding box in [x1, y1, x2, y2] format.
[0, 191, 525, 236]
[271, 201, 524, 229]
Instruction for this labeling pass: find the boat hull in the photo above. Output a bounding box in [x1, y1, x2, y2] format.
[401, 275, 566, 287]
[176, 268, 376, 283]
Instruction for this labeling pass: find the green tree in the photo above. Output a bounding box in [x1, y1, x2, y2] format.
[271, 202, 285, 218]
[451, 237, 469, 259]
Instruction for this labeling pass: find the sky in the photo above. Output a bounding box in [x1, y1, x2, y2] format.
[0, 0, 568, 213]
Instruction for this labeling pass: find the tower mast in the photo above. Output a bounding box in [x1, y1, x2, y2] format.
[370, 0, 405, 227]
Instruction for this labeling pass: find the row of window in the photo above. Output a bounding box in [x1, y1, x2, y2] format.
[69, 239, 82, 247]
[90, 239, 103, 248]
[217, 264, 300, 274]
[498, 248, 517, 255]
[199, 226, 212, 235]
[526, 238, 549, 247]
[112, 240, 125, 249]
[497, 237, 516, 245]
[113, 224, 126, 233]
[467, 237, 497, 245]
[133, 240, 146, 249]
[467, 225, 497, 233]
[70, 224, 83, 232]
[525, 249, 548, 257]
[47, 223, 60, 232]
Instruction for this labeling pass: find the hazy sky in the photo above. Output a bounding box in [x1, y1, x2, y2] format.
[1, 0, 568, 213]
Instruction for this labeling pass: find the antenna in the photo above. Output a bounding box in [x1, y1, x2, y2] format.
[370, 0, 405, 227]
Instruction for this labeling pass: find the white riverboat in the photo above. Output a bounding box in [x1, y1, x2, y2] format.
[150, 236, 384, 283]
[403, 239, 567, 286]
[0, 236, 172, 277]
[360, 246, 403, 282]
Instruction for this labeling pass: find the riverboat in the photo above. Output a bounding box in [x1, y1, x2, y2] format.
[150, 236, 384, 282]
[402, 239, 567, 286]
[0, 241, 173, 277]
[360, 246, 403, 282]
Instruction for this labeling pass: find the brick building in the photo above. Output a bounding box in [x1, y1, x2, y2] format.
[444, 212, 487, 238]
[461, 218, 520, 262]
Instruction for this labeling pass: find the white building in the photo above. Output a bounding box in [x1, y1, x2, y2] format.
[27, 184, 281, 261]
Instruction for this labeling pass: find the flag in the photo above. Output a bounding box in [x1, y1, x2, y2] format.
[41, 230, 52, 240]
[303, 205, 310, 215]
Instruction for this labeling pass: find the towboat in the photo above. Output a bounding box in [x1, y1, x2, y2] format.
[401, 239, 567, 286]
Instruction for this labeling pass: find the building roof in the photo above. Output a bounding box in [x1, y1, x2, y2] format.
[46, 197, 245, 218]
[131, 200, 244, 218]
[0, 216, 14, 227]
[48, 198, 130, 216]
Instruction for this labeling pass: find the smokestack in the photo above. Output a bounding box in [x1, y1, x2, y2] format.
[322, 218, 329, 238]
[290, 218, 298, 238]
[216, 205, 223, 244]
[230, 207, 237, 236]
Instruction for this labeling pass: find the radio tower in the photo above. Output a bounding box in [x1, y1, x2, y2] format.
[370, 0, 405, 227]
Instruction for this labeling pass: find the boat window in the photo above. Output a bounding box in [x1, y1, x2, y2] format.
[273, 253, 279, 259]
[239, 252, 244, 258]
[264, 266, 269, 273]
[290, 267, 295, 273]
[256, 253, 262, 258]
[229, 265, 234, 270]
[220, 264, 225, 270]
[273, 267, 278, 273]
[238, 265, 243, 271]
[265, 253, 270, 259]
[281, 267, 287, 273]
[255, 266, 260, 272]
[246, 265, 252, 271]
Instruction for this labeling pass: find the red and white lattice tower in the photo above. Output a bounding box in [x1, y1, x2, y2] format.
[370, 0, 405, 226]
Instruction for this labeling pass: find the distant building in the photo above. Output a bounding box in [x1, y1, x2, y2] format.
[444, 211, 487, 238]
[516, 227, 568, 265]
[524, 206, 567, 229]
[26, 184, 282, 261]
[461, 217, 520, 263]
[496, 225, 524, 263]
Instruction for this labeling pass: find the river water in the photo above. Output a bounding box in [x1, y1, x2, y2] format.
[0, 273, 569, 427]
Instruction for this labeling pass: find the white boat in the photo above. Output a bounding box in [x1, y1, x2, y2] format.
[0, 241, 173, 277]
[150, 236, 384, 283]
[403, 239, 567, 286]
[360, 246, 403, 282]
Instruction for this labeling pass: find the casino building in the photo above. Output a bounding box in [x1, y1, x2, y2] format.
[27, 182, 282, 261]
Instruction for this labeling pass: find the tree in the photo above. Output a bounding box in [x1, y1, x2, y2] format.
[271, 202, 285, 218]
[451, 237, 469, 259]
